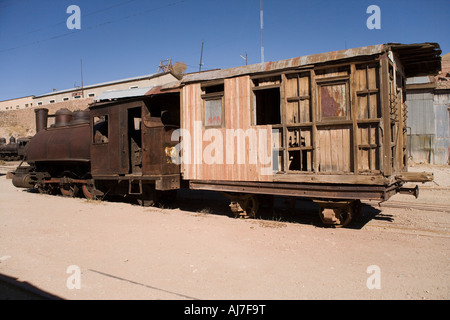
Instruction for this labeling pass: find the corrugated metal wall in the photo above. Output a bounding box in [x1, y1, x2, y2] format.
[406, 89, 450, 164]
[434, 92, 450, 164]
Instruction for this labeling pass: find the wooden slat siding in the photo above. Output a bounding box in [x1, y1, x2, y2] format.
[311, 70, 319, 173]
[281, 74, 288, 174]
[224, 79, 233, 181]
[393, 54, 408, 172]
[350, 63, 359, 174]
[181, 85, 188, 178]
[380, 54, 392, 176]
[180, 87, 185, 176]
[395, 67, 406, 172]
[181, 83, 202, 180]
[317, 127, 351, 173]
[182, 77, 273, 182]
[368, 66, 378, 118]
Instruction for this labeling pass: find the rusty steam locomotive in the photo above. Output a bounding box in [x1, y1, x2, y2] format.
[12, 90, 180, 205]
[0, 136, 31, 161]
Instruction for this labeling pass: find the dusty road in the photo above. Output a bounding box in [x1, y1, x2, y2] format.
[0, 162, 449, 300]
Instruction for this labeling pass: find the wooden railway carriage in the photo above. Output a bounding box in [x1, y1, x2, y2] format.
[178, 43, 441, 226]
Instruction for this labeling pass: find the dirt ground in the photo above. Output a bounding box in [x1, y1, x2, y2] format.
[0, 161, 449, 300]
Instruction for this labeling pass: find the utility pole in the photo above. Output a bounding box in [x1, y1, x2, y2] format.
[240, 51, 248, 65]
[80, 59, 84, 97]
[199, 41, 204, 72]
[260, 0, 264, 64]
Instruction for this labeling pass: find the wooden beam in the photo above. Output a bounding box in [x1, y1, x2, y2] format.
[350, 63, 359, 174]
[380, 55, 393, 176]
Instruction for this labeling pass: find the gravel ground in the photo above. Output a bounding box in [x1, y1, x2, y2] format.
[0, 162, 449, 300]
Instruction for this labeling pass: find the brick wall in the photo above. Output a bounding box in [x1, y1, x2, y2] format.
[0, 98, 93, 138]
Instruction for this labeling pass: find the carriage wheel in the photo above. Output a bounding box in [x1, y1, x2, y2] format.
[316, 200, 361, 228]
[227, 194, 259, 219]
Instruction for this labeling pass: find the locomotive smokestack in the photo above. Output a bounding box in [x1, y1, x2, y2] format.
[35, 108, 49, 133]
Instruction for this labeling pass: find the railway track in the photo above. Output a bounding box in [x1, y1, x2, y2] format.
[373, 200, 450, 213]
[362, 200, 450, 236]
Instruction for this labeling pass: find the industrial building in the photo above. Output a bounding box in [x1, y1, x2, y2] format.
[406, 53, 450, 164]
[0, 72, 178, 111]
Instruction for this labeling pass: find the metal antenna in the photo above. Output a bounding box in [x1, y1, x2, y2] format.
[260, 0, 264, 64]
[199, 41, 204, 72]
[240, 51, 248, 65]
[80, 59, 84, 97]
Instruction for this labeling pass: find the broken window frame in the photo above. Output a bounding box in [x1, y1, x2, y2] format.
[93, 115, 109, 144]
[251, 74, 282, 126]
[201, 81, 225, 128]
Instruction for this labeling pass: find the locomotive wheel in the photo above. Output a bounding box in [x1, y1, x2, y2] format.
[60, 184, 79, 197]
[38, 184, 57, 195]
[82, 184, 102, 200]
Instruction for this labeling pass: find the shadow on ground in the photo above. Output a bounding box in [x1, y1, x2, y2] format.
[0, 273, 62, 300]
[22, 187, 386, 230]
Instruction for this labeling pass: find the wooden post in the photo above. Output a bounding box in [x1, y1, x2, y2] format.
[350, 63, 359, 174]
[380, 54, 392, 177]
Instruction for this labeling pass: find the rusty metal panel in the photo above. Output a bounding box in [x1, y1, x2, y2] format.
[142, 127, 164, 174]
[90, 104, 126, 175]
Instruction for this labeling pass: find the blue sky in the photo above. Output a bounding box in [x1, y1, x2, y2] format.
[0, 0, 449, 101]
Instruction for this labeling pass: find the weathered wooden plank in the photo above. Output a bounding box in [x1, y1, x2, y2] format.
[350, 63, 359, 174]
[273, 172, 391, 185]
[380, 55, 392, 176]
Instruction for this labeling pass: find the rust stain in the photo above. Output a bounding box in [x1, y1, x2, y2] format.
[320, 85, 346, 117]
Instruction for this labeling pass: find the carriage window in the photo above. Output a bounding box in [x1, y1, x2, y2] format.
[204, 98, 222, 127]
[252, 75, 281, 125]
[202, 83, 224, 128]
[254, 87, 281, 125]
[93, 116, 109, 144]
[319, 82, 349, 120]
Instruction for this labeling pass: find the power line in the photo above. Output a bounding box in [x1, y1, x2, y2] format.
[0, 0, 187, 53]
[2, 0, 141, 41]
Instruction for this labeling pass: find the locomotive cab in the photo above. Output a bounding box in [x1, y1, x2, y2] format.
[89, 89, 181, 204]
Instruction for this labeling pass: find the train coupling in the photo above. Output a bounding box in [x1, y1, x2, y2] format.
[398, 185, 419, 199]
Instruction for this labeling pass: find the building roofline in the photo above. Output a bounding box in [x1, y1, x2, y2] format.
[181, 43, 441, 84]
[0, 95, 35, 103]
[34, 71, 175, 98]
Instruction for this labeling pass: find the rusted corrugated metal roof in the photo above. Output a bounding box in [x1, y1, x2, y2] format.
[181, 43, 441, 84]
[182, 45, 384, 83]
[145, 82, 181, 95]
